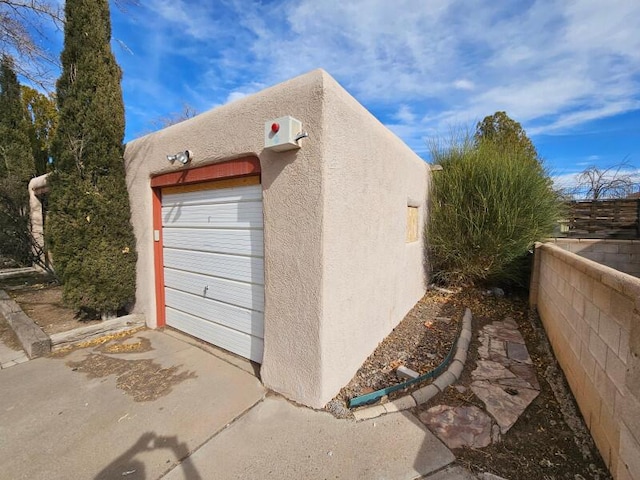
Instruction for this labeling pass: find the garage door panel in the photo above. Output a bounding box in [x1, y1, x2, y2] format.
[164, 268, 264, 312]
[163, 249, 263, 285]
[162, 184, 262, 207]
[166, 307, 264, 363]
[163, 228, 263, 256]
[161, 180, 264, 364]
[165, 288, 264, 338]
[162, 201, 263, 228]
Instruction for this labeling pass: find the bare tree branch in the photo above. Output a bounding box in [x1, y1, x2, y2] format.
[148, 103, 199, 131]
[573, 158, 638, 199]
[0, 0, 63, 88]
[1, 0, 139, 89]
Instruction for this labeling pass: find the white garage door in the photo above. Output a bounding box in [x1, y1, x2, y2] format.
[161, 180, 264, 363]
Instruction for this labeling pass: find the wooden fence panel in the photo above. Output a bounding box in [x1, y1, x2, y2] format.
[561, 199, 640, 238]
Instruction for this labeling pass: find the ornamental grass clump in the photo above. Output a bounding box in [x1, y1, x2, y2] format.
[428, 137, 561, 286]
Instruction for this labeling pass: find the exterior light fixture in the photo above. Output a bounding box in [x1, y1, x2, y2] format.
[166, 150, 193, 165]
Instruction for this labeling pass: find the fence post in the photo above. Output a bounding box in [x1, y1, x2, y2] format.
[636, 198, 640, 238]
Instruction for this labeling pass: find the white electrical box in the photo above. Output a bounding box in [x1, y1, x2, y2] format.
[264, 116, 303, 152]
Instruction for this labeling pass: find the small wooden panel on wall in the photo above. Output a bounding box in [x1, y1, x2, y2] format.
[406, 206, 419, 243]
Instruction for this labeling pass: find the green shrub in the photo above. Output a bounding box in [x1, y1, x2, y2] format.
[428, 137, 561, 286]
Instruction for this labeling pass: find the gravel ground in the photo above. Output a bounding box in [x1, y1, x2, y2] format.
[332, 288, 464, 408]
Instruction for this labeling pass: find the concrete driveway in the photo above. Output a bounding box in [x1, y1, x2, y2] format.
[0, 329, 454, 480]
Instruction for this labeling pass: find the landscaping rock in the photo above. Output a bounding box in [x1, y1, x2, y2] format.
[470, 380, 539, 434]
[470, 318, 541, 435]
[419, 404, 493, 449]
[472, 360, 517, 382]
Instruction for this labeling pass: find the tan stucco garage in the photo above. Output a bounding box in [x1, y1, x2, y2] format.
[123, 69, 430, 408]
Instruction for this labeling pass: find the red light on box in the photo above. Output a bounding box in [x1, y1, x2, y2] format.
[271, 122, 280, 133]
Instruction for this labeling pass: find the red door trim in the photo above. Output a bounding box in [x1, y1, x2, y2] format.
[150, 156, 261, 188]
[152, 188, 166, 327]
[151, 156, 261, 329]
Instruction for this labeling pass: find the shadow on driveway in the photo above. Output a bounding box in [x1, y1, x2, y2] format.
[95, 432, 201, 480]
[0, 330, 265, 480]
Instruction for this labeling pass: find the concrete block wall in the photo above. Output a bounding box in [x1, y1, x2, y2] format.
[550, 238, 640, 278]
[531, 242, 640, 480]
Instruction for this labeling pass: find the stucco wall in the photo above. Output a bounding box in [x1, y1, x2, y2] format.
[531, 242, 640, 480]
[550, 238, 640, 278]
[123, 69, 429, 408]
[319, 75, 429, 402]
[28, 173, 50, 271]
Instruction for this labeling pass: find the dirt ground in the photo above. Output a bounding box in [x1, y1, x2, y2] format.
[8, 284, 101, 335]
[333, 287, 612, 480]
[336, 290, 463, 403]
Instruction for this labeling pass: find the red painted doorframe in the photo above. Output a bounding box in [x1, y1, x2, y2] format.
[151, 157, 261, 327]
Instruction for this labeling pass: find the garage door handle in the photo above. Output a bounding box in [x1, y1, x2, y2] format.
[204, 285, 209, 295]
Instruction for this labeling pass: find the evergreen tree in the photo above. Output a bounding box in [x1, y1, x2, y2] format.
[0, 55, 35, 179]
[475, 111, 539, 161]
[0, 54, 36, 265]
[21, 86, 58, 176]
[47, 0, 136, 317]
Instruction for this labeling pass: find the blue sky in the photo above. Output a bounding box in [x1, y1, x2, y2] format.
[38, 0, 640, 190]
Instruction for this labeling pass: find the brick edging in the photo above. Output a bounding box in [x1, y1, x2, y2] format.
[353, 308, 473, 421]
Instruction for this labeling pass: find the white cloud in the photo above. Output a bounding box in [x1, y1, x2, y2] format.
[453, 80, 475, 91]
[552, 172, 581, 192]
[119, 0, 640, 153]
[228, 0, 640, 136]
[395, 105, 416, 123]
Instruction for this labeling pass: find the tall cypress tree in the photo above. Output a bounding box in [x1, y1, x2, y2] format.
[0, 55, 35, 180]
[0, 55, 36, 265]
[47, 0, 136, 317]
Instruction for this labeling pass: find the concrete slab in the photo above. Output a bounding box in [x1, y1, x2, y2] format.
[0, 330, 265, 480]
[164, 396, 454, 480]
[0, 339, 28, 368]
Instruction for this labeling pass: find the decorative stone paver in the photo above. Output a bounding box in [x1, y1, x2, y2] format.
[471, 317, 540, 434]
[470, 380, 539, 434]
[419, 405, 493, 449]
[420, 314, 540, 453]
[471, 360, 517, 381]
[506, 342, 532, 364]
[509, 363, 539, 390]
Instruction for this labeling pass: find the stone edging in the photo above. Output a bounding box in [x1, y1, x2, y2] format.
[353, 308, 472, 421]
[50, 314, 145, 350]
[0, 288, 145, 358]
[0, 267, 37, 279]
[0, 289, 50, 358]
